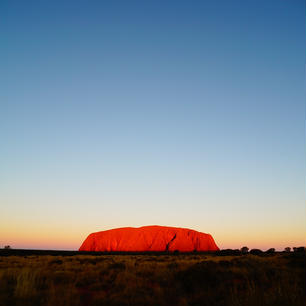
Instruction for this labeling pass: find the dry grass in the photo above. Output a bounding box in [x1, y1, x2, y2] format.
[0, 252, 305, 306]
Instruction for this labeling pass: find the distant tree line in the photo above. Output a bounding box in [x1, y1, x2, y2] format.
[218, 246, 305, 256]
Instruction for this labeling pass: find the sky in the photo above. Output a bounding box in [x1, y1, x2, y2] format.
[1, 0, 305, 251]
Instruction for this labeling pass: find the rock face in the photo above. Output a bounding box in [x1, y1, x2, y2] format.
[79, 225, 219, 252]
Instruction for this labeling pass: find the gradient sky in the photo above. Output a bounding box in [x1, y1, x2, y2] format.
[1, 0, 305, 251]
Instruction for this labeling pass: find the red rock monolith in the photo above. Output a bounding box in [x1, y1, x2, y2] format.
[79, 225, 219, 252]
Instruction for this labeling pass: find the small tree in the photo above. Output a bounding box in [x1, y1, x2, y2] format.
[293, 247, 305, 252]
[4, 245, 11, 249]
[240, 246, 249, 254]
[266, 248, 275, 254]
[284, 247, 291, 252]
[250, 249, 263, 255]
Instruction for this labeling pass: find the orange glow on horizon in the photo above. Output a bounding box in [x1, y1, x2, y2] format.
[1, 224, 305, 251]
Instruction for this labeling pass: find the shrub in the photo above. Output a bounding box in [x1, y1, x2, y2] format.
[240, 246, 249, 254]
[249, 249, 263, 255]
[219, 249, 241, 256]
[293, 247, 305, 253]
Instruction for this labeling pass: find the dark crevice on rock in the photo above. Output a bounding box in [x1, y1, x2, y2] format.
[165, 234, 177, 251]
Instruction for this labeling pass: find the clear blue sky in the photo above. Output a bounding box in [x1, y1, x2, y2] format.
[1, 0, 305, 250]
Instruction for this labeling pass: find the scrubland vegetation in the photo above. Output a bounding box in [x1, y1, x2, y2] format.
[0, 251, 305, 306]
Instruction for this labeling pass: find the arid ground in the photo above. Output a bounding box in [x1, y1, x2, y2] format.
[0, 250, 305, 306]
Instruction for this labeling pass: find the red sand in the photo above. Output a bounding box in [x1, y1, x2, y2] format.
[79, 225, 219, 252]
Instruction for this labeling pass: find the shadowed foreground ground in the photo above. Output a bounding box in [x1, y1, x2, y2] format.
[0, 251, 305, 306]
